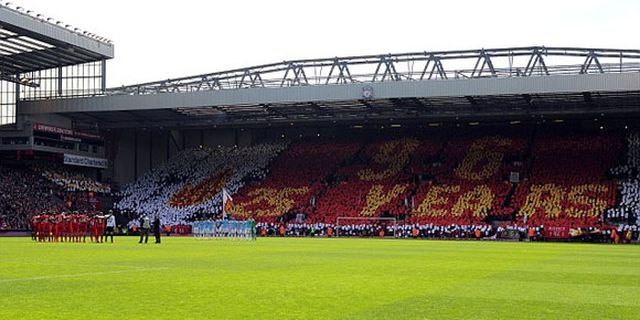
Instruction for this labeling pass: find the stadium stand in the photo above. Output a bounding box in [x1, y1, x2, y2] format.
[68, 127, 637, 239]
[2, 33, 639, 244]
[114, 143, 286, 225]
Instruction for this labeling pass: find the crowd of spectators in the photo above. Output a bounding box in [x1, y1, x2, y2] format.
[254, 221, 638, 243]
[313, 138, 418, 222]
[409, 134, 527, 225]
[512, 133, 622, 227]
[121, 130, 633, 232]
[0, 160, 130, 230]
[234, 140, 361, 222]
[1, 128, 628, 238]
[39, 167, 111, 193]
[115, 143, 286, 226]
[0, 165, 93, 229]
[256, 222, 541, 240]
[608, 132, 640, 225]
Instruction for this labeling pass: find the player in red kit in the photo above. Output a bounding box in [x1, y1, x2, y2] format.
[63, 214, 70, 242]
[95, 213, 106, 243]
[59, 213, 66, 242]
[59, 213, 67, 242]
[69, 212, 79, 243]
[66, 213, 75, 242]
[62, 213, 71, 242]
[53, 213, 65, 242]
[36, 213, 45, 242]
[41, 213, 52, 242]
[50, 213, 57, 242]
[89, 214, 97, 243]
[30, 214, 39, 241]
[78, 212, 89, 242]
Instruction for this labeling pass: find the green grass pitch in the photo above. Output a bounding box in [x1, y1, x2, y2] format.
[1, 237, 638, 319]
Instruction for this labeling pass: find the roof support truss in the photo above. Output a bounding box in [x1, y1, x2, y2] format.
[100, 46, 640, 96]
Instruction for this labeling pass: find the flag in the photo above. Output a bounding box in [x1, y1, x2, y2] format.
[222, 188, 234, 219]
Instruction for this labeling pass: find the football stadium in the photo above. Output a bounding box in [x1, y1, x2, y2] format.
[1, 2, 639, 319]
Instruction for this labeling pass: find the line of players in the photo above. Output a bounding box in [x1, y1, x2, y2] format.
[30, 210, 116, 243]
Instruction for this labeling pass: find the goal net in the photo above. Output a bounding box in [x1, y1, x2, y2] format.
[335, 217, 397, 238]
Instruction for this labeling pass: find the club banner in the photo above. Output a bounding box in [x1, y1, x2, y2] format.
[222, 188, 234, 217]
[33, 123, 102, 140]
[63, 154, 108, 169]
[543, 226, 570, 239]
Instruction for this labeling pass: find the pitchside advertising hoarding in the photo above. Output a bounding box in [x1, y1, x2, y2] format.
[63, 154, 108, 169]
[543, 226, 570, 239]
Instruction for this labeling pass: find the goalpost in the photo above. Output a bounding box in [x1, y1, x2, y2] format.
[335, 217, 397, 238]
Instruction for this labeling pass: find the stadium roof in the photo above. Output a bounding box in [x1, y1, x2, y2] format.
[0, 3, 113, 77]
[18, 46, 640, 128]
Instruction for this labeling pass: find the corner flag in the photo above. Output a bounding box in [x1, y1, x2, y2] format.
[222, 188, 234, 219]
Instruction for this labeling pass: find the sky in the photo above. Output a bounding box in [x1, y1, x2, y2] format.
[10, 0, 640, 87]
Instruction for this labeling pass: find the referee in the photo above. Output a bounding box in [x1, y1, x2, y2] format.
[105, 210, 116, 243]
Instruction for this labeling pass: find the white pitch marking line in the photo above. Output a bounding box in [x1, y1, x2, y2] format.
[0, 267, 169, 283]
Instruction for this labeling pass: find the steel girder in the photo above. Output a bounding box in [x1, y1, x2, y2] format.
[106, 46, 640, 96]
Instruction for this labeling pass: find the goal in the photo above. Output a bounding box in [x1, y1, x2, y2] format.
[335, 217, 397, 238]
